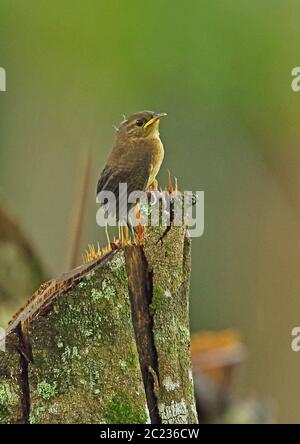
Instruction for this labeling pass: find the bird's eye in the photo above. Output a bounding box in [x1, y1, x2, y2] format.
[136, 119, 144, 127]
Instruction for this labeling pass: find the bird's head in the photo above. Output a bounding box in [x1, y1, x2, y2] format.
[116, 111, 167, 140]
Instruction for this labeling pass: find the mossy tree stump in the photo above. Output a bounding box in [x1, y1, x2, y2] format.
[0, 225, 197, 424]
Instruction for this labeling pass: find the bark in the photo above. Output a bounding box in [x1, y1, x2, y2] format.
[0, 332, 23, 423]
[0, 224, 197, 424]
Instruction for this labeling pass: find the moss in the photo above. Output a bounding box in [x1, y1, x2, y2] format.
[150, 288, 167, 315]
[29, 406, 46, 424]
[105, 392, 148, 424]
[0, 383, 17, 406]
[111, 265, 128, 285]
[126, 355, 138, 369]
[177, 323, 190, 346]
[0, 382, 21, 423]
[0, 334, 23, 424]
[91, 288, 102, 301]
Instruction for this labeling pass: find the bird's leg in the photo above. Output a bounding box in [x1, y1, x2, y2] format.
[174, 176, 178, 193]
[117, 221, 126, 247]
[105, 224, 112, 252]
[118, 221, 121, 245]
[127, 214, 136, 236]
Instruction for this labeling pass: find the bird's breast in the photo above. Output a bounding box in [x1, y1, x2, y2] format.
[149, 137, 164, 179]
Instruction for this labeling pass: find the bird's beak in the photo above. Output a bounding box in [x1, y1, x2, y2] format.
[143, 112, 167, 129]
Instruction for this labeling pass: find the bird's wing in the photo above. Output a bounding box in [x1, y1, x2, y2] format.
[96, 159, 152, 217]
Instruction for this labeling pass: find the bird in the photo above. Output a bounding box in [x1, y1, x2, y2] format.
[96, 110, 167, 222]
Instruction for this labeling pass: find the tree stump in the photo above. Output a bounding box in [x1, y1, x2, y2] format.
[0, 225, 197, 424]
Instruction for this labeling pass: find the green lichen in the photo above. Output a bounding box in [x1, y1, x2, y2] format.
[90, 280, 116, 302]
[118, 360, 127, 370]
[109, 254, 125, 272]
[29, 406, 46, 424]
[109, 255, 128, 284]
[91, 288, 102, 301]
[101, 280, 117, 299]
[37, 381, 57, 400]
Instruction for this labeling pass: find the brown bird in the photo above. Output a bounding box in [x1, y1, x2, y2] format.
[97, 110, 166, 220]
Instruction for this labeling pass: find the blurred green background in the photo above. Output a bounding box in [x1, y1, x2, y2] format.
[1, 0, 300, 423]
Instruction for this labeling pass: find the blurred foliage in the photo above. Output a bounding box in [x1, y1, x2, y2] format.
[1, 0, 300, 422]
[0, 196, 46, 327]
